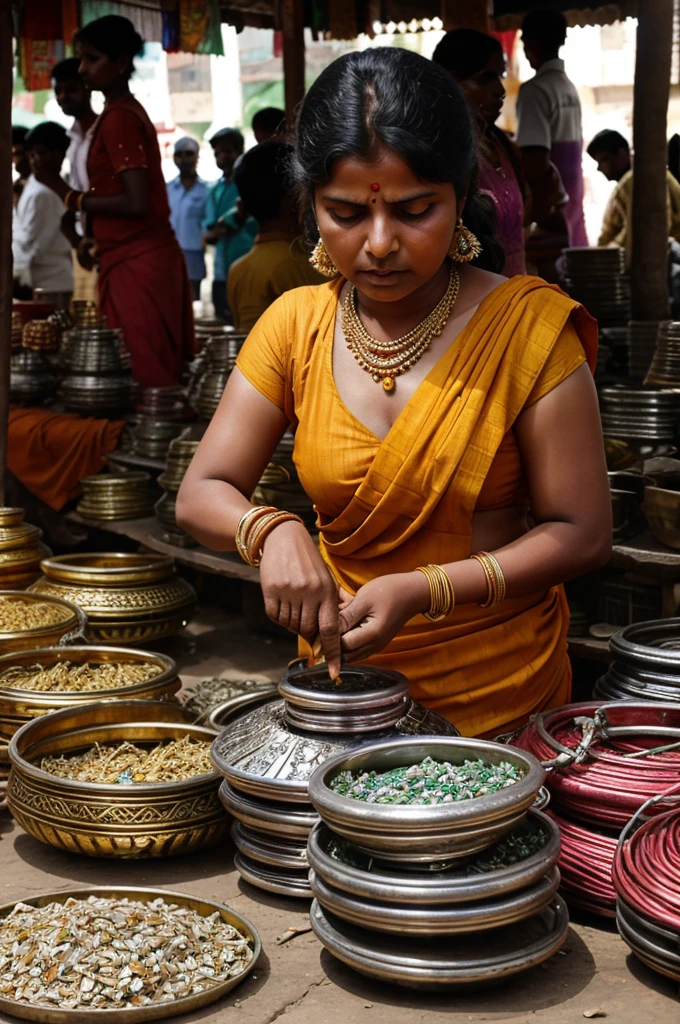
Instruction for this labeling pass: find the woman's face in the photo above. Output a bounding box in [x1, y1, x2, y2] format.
[459, 52, 506, 127]
[314, 145, 460, 303]
[77, 40, 130, 92]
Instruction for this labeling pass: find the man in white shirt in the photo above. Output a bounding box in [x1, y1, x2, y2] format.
[516, 9, 588, 247]
[51, 57, 98, 304]
[12, 122, 73, 309]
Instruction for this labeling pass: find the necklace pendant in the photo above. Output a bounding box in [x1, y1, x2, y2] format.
[381, 376, 395, 392]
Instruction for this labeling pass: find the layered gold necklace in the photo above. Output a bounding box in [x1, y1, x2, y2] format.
[340, 266, 460, 392]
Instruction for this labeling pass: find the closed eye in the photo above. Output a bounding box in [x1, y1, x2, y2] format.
[400, 203, 435, 221]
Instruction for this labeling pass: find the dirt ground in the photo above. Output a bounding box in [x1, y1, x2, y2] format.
[1, 605, 678, 1024]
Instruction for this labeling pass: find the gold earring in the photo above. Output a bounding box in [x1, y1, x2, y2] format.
[448, 219, 482, 262]
[309, 238, 339, 278]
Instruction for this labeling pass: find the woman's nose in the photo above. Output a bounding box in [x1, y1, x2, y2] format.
[365, 215, 398, 260]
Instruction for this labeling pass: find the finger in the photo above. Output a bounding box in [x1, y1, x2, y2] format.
[288, 604, 302, 635]
[338, 596, 370, 635]
[278, 600, 292, 629]
[341, 620, 376, 653]
[343, 643, 378, 664]
[337, 587, 354, 610]
[299, 600, 321, 642]
[318, 595, 342, 680]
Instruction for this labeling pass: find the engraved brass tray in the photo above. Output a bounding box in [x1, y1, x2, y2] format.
[8, 700, 226, 858]
[0, 886, 260, 1022]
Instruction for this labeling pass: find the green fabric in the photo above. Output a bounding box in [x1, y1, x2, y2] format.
[196, 0, 223, 56]
[81, 1, 120, 26]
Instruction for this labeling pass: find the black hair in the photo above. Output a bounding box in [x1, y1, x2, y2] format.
[521, 10, 567, 53]
[51, 57, 83, 84]
[291, 47, 502, 273]
[11, 126, 28, 145]
[432, 29, 503, 80]
[210, 128, 245, 153]
[234, 140, 291, 223]
[587, 129, 629, 159]
[24, 121, 70, 157]
[252, 107, 286, 136]
[74, 15, 144, 70]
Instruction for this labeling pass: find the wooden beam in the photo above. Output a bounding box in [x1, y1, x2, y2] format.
[0, 0, 13, 507]
[281, 0, 305, 126]
[630, 0, 673, 321]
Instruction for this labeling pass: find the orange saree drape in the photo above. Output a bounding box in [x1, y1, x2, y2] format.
[236, 276, 597, 738]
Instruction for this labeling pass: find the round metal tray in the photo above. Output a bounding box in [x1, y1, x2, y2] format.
[309, 865, 560, 935]
[219, 780, 318, 839]
[310, 897, 569, 989]
[231, 822, 309, 869]
[0, 885, 260, 1022]
[234, 851, 313, 899]
[307, 811, 560, 906]
[308, 737, 544, 863]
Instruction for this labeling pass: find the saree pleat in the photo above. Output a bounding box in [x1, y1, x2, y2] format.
[236, 275, 597, 738]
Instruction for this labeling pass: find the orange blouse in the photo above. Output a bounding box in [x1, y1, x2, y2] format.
[235, 276, 596, 737]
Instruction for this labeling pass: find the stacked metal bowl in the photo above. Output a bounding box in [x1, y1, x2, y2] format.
[644, 471, 680, 548]
[600, 387, 680, 470]
[306, 736, 566, 989]
[77, 473, 156, 521]
[628, 321, 661, 382]
[132, 417, 185, 461]
[0, 508, 51, 590]
[252, 434, 316, 530]
[608, 471, 646, 541]
[155, 434, 202, 546]
[59, 327, 134, 416]
[191, 334, 247, 420]
[563, 247, 629, 327]
[645, 321, 680, 387]
[9, 348, 58, 405]
[211, 663, 458, 899]
[595, 618, 680, 703]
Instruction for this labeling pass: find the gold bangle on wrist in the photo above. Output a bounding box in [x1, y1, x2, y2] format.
[235, 505, 277, 565]
[76, 191, 85, 212]
[63, 190, 74, 210]
[470, 551, 506, 608]
[416, 564, 455, 621]
[235, 505, 304, 567]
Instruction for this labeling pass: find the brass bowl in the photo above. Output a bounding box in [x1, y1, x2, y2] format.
[0, 885, 260, 1022]
[0, 646, 181, 753]
[0, 508, 51, 590]
[8, 699, 227, 858]
[644, 484, 680, 549]
[0, 591, 85, 656]
[29, 554, 195, 645]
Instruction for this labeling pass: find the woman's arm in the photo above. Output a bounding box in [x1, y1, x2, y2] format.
[340, 364, 612, 660]
[34, 166, 150, 219]
[176, 368, 344, 675]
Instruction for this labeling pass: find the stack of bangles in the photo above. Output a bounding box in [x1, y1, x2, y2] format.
[471, 550, 506, 607]
[235, 505, 304, 567]
[63, 189, 85, 213]
[416, 564, 455, 621]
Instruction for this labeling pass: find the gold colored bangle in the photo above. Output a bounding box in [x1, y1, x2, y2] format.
[76, 191, 85, 212]
[416, 564, 455, 621]
[249, 511, 304, 564]
[235, 505, 277, 565]
[471, 551, 506, 608]
[63, 189, 74, 210]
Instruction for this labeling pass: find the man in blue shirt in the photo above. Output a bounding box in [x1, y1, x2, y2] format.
[167, 137, 208, 300]
[202, 128, 256, 321]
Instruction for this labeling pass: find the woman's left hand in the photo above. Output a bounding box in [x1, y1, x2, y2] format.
[338, 572, 429, 663]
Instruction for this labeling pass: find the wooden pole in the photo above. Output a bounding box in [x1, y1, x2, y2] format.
[0, 0, 13, 506]
[630, 0, 674, 320]
[281, 0, 305, 126]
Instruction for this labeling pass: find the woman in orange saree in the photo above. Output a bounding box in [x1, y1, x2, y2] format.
[177, 48, 611, 738]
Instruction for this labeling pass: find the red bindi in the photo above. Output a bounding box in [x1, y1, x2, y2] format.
[370, 182, 380, 192]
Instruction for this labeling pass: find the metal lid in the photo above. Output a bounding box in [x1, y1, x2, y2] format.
[280, 663, 408, 733]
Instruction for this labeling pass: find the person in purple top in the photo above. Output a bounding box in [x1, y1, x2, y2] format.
[516, 9, 588, 247]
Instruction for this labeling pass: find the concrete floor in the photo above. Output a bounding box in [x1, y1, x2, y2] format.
[0, 605, 678, 1024]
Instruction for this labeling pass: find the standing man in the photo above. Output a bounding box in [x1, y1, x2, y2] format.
[202, 128, 256, 322]
[167, 137, 208, 301]
[12, 126, 31, 207]
[517, 9, 588, 246]
[51, 57, 98, 303]
[12, 122, 73, 309]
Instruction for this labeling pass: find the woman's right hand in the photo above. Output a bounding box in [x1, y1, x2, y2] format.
[77, 238, 98, 271]
[258, 520, 342, 678]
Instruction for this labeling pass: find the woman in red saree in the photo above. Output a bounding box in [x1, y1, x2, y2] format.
[35, 16, 194, 387]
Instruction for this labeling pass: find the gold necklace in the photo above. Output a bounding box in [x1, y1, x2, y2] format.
[341, 266, 460, 392]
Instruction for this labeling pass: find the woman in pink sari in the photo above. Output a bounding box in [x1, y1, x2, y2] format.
[433, 30, 527, 277]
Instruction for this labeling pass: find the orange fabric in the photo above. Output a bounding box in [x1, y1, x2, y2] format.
[236, 275, 597, 737]
[476, 321, 586, 511]
[8, 407, 126, 512]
